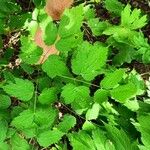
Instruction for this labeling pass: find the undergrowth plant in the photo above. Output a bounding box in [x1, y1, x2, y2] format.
[0, 0, 150, 149]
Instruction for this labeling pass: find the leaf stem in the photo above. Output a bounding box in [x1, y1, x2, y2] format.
[59, 75, 100, 88]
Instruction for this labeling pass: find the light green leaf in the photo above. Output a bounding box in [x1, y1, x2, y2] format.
[40, 15, 58, 45]
[3, 78, 34, 102]
[69, 131, 96, 150]
[94, 89, 109, 104]
[38, 88, 57, 105]
[0, 120, 8, 142]
[20, 36, 43, 64]
[11, 109, 36, 129]
[37, 129, 64, 148]
[10, 133, 30, 150]
[34, 107, 57, 128]
[106, 125, 135, 150]
[57, 114, 76, 133]
[56, 33, 83, 52]
[59, 5, 84, 38]
[0, 94, 11, 109]
[61, 83, 90, 109]
[121, 4, 147, 30]
[101, 69, 125, 89]
[110, 82, 137, 103]
[0, 142, 9, 150]
[124, 99, 139, 111]
[42, 55, 69, 78]
[88, 18, 109, 36]
[137, 114, 150, 148]
[72, 42, 108, 81]
[86, 103, 100, 120]
[104, 0, 124, 16]
[92, 128, 115, 150]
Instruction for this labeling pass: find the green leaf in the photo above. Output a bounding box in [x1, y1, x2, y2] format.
[40, 15, 58, 46]
[121, 4, 147, 30]
[42, 55, 69, 78]
[137, 114, 150, 148]
[20, 63, 34, 74]
[12, 108, 57, 130]
[34, 107, 57, 128]
[59, 5, 84, 38]
[69, 131, 96, 150]
[0, 120, 8, 142]
[105, 124, 135, 150]
[86, 103, 100, 120]
[61, 83, 90, 109]
[20, 36, 43, 64]
[56, 33, 83, 52]
[37, 129, 64, 148]
[100, 69, 125, 89]
[110, 82, 137, 103]
[72, 42, 108, 81]
[11, 109, 36, 129]
[3, 78, 34, 102]
[104, 0, 124, 16]
[88, 19, 109, 36]
[92, 128, 115, 150]
[10, 133, 30, 150]
[0, 94, 11, 109]
[0, 142, 9, 150]
[38, 88, 57, 105]
[57, 114, 76, 133]
[94, 89, 109, 104]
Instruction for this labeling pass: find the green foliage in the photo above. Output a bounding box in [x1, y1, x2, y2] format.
[42, 55, 69, 78]
[72, 42, 108, 81]
[0, 0, 150, 149]
[3, 78, 34, 102]
[104, 0, 124, 16]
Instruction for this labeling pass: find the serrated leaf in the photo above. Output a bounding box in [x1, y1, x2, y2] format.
[37, 129, 64, 148]
[0, 120, 8, 142]
[121, 4, 147, 30]
[11, 109, 36, 129]
[92, 128, 115, 150]
[57, 114, 76, 132]
[3, 78, 34, 102]
[34, 107, 57, 128]
[56, 33, 83, 52]
[101, 69, 125, 89]
[110, 82, 137, 103]
[38, 88, 57, 105]
[86, 103, 100, 120]
[105, 124, 135, 150]
[104, 0, 124, 16]
[59, 5, 84, 38]
[42, 55, 69, 78]
[72, 42, 108, 81]
[12, 108, 57, 130]
[69, 131, 96, 150]
[94, 89, 109, 104]
[10, 133, 30, 150]
[137, 114, 150, 148]
[88, 19, 109, 36]
[20, 36, 43, 64]
[40, 15, 58, 46]
[0, 94, 11, 109]
[61, 83, 90, 109]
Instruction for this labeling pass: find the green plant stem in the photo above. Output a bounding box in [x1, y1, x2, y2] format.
[59, 75, 100, 88]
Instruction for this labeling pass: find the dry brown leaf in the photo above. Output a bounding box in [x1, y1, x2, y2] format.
[34, 0, 73, 64]
[45, 0, 73, 20]
[34, 28, 59, 64]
